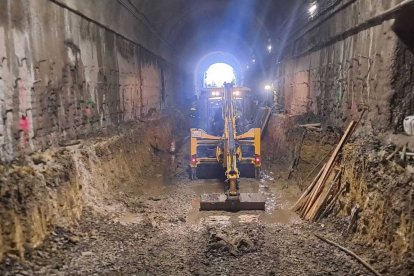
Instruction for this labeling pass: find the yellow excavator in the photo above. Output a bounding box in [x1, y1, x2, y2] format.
[190, 83, 266, 211]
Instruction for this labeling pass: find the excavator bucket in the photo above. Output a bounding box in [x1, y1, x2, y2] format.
[200, 193, 266, 211]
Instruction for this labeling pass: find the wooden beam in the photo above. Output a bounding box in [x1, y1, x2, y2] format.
[303, 121, 356, 219]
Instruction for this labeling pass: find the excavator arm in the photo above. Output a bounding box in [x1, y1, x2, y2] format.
[191, 84, 266, 211]
[223, 83, 240, 198]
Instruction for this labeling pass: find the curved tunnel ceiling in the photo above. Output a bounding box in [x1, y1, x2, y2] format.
[125, 0, 302, 80]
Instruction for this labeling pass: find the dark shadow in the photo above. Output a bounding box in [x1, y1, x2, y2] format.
[392, 6, 414, 53]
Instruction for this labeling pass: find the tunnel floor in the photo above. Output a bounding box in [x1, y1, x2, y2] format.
[1, 0, 413, 274]
[0, 141, 392, 276]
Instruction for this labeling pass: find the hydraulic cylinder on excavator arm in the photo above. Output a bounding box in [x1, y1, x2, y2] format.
[199, 83, 266, 211]
[223, 83, 240, 198]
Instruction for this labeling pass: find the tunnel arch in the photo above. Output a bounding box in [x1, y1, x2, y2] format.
[194, 51, 244, 94]
[164, 3, 270, 45]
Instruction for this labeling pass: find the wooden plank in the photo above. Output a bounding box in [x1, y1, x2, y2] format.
[386, 146, 401, 161]
[299, 123, 321, 127]
[318, 185, 346, 220]
[302, 121, 356, 219]
[312, 169, 341, 221]
[304, 147, 334, 181]
[293, 163, 326, 211]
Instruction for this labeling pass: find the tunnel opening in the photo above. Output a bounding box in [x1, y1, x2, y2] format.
[194, 51, 243, 94]
[203, 63, 236, 88]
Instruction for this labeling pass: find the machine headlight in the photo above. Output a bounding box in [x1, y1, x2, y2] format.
[233, 91, 240, 96]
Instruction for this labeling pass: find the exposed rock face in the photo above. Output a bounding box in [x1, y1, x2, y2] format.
[0, 150, 82, 259]
[273, 0, 414, 264]
[0, 0, 188, 260]
[277, 0, 414, 136]
[338, 139, 413, 261]
[0, 114, 184, 261]
[266, 112, 413, 265]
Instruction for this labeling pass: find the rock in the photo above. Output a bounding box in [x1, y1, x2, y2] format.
[406, 165, 414, 174]
[148, 197, 161, 201]
[81, 251, 93, 257]
[68, 236, 81, 243]
[32, 153, 48, 165]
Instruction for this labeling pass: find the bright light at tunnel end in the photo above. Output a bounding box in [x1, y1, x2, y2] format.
[204, 63, 236, 88]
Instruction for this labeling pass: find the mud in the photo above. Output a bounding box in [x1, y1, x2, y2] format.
[1, 111, 413, 275]
[0, 111, 185, 262]
[0, 148, 83, 260]
[337, 136, 414, 262]
[263, 113, 413, 274]
[0, 171, 383, 275]
[0, 121, 412, 276]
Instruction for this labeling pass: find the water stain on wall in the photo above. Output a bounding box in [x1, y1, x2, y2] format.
[0, 0, 184, 162]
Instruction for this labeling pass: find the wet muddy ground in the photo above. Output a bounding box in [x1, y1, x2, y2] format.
[0, 145, 407, 276]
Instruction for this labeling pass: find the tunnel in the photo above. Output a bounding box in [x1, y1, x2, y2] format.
[0, 0, 413, 275]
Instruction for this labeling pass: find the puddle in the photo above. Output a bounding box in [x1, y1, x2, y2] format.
[187, 176, 301, 226]
[238, 214, 260, 223]
[201, 215, 232, 226]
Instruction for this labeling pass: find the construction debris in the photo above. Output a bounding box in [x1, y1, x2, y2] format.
[315, 234, 382, 276]
[400, 144, 407, 160]
[293, 121, 357, 221]
[386, 146, 401, 161]
[299, 123, 322, 132]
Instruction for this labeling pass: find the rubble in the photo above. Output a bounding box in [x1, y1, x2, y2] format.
[0, 113, 412, 275]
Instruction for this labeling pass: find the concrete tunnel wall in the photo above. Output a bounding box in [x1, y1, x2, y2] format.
[0, 0, 185, 162]
[269, 0, 414, 260]
[276, 0, 414, 135]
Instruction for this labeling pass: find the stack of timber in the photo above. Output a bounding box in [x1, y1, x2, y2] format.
[293, 121, 357, 221]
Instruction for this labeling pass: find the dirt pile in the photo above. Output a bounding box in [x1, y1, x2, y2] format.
[266, 113, 413, 271]
[205, 224, 264, 257]
[337, 136, 413, 262]
[264, 114, 296, 163]
[264, 113, 335, 161]
[1, 112, 412, 275]
[0, 112, 186, 262]
[264, 113, 337, 188]
[0, 149, 82, 260]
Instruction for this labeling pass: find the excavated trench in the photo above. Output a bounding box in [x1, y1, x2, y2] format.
[0, 111, 413, 275]
[2, 0, 414, 275]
